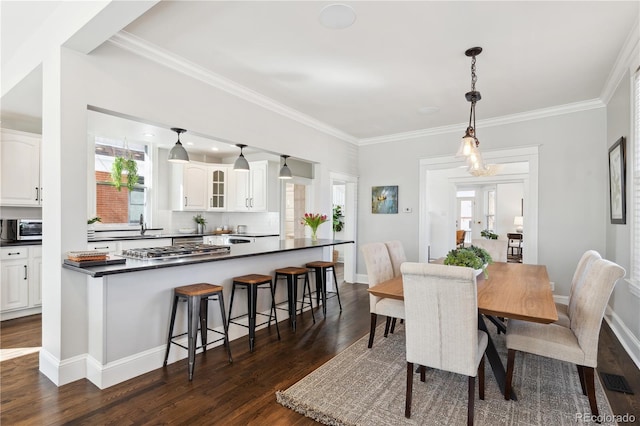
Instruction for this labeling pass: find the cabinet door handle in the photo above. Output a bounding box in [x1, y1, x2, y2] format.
[245, 198, 249, 208]
[24, 265, 28, 280]
[93, 246, 109, 250]
[7, 252, 21, 256]
[35, 187, 39, 201]
[40, 187, 43, 202]
[210, 198, 213, 208]
[184, 197, 188, 207]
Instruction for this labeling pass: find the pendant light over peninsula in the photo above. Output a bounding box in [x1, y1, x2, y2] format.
[168, 128, 189, 163]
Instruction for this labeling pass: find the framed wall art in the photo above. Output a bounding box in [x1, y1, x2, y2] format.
[608, 136, 626, 224]
[371, 185, 398, 214]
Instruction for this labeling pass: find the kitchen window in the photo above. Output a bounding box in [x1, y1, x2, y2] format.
[94, 137, 148, 225]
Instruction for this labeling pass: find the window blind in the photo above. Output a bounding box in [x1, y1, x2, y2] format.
[632, 69, 640, 292]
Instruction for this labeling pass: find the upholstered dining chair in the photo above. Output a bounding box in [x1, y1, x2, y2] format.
[361, 242, 405, 348]
[504, 258, 625, 418]
[384, 240, 407, 278]
[471, 239, 508, 263]
[554, 250, 601, 328]
[402, 262, 487, 425]
[456, 230, 466, 248]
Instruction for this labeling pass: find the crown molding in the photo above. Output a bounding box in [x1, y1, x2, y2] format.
[600, 17, 639, 104]
[359, 99, 605, 145]
[108, 31, 359, 145]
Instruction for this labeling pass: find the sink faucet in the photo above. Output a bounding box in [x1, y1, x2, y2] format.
[139, 213, 146, 235]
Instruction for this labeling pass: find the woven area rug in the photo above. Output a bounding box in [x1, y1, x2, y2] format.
[276, 324, 616, 425]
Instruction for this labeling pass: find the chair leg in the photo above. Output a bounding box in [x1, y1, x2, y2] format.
[269, 280, 281, 340]
[420, 365, 426, 382]
[468, 375, 475, 426]
[164, 295, 179, 366]
[576, 364, 587, 396]
[331, 267, 342, 311]
[368, 313, 377, 348]
[390, 317, 397, 334]
[384, 316, 392, 337]
[217, 292, 232, 363]
[582, 366, 599, 418]
[504, 349, 516, 400]
[200, 297, 208, 352]
[304, 273, 316, 323]
[478, 356, 485, 400]
[405, 362, 413, 418]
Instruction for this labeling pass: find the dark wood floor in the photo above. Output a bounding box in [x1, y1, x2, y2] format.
[1, 281, 638, 425]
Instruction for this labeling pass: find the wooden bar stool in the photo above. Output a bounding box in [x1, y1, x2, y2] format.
[274, 267, 316, 331]
[163, 283, 232, 381]
[228, 274, 280, 352]
[306, 261, 342, 317]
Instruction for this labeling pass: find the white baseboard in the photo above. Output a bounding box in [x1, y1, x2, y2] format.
[604, 307, 640, 370]
[39, 349, 87, 386]
[356, 273, 368, 284]
[61, 306, 310, 389]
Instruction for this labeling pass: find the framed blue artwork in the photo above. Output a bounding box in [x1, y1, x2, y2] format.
[371, 186, 398, 214]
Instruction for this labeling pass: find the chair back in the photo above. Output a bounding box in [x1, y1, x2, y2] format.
[567, 250, 601, 315]
[569, 258, 625, 366]
[401, 262, 480, 377]
[384, 240, 407, 277]
[456, 230, 466, 246]
[471, 239, 507, 263]
[361, 242, 395, 312]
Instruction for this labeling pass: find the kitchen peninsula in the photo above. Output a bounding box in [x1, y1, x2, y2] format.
[61, 238, 352, 389]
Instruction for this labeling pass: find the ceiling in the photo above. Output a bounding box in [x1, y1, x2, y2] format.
[1, 1, 638, 151]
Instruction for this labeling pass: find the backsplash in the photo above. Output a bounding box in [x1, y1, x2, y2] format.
[166, 211, 280, 234]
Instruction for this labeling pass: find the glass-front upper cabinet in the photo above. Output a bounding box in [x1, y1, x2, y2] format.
[208, 165, 228, 211]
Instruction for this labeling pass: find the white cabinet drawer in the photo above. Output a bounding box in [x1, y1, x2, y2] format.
[87, 242, 118, 253]
[1, 247, 29, 260]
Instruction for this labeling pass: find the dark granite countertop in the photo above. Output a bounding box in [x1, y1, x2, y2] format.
[63, 238, 352, 277]
[1, 240, 41, 247]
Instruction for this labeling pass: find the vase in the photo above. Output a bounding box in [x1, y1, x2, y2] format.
[311, 228, 318, 242]
[197, 223, 205, 234]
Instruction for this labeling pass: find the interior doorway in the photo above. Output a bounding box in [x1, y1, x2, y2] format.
[330, 172, 357, 284]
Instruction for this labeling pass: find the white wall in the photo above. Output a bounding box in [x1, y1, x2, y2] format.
[496, 183, 523, 235]
[605, 66, 640, 357]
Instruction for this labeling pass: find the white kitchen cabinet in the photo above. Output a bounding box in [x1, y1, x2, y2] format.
[171, 162, 208, 211]
[1, 245, 43, 319]
[0, 129, 42, 206]
[0, 247, 29, 312]
[207, 165, 229, 211]
[229, 161, 278, 212]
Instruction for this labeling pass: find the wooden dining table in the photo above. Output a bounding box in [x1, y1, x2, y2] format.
[367, 261, 558, 400]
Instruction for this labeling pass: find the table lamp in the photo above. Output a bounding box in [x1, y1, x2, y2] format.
[514, 216, 524, 233]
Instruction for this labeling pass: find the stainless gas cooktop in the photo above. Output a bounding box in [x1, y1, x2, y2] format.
[121, 243, 230, 259]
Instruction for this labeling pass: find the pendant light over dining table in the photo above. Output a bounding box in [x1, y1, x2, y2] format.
[456, 47, 498, 177]
[168, 128, 189, 163]
[233, 144, 250, 171]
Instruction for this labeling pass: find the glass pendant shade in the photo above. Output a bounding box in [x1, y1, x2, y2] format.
[168, 128, 189, 163]
[456, 128, 476, 158]
[466, 144, 486, 172]
[233, 144, 250, 171]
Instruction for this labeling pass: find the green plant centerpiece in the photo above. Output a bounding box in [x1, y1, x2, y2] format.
[444, 245, 492, 278]
[111, 156, 139, 192]
[333, 205, 344, 233]
[480, 229, 498, 239]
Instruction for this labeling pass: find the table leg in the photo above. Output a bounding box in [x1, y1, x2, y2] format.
[478, 313, 516, 400]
